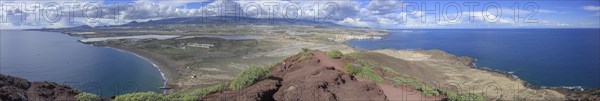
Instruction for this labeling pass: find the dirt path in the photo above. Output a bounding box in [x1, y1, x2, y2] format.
[312, 52, 345, 71]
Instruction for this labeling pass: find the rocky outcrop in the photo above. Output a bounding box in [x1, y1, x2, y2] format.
[203, 50, 387, 101]
[0, 74, 80, 101]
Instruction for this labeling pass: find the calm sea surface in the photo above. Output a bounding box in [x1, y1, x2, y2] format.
[0, 30, 164, 97]
[348, 29, 600, 88]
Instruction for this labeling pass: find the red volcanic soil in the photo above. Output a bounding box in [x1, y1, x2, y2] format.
[1, 74, 80, 101]
[203, 50, 442, 101]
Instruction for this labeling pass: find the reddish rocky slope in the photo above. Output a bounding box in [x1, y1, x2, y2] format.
[203, 50, 388, 101]
[0, 74, 80, 101]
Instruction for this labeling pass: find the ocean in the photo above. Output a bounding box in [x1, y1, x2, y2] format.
[0, 30, 164, 97]
[348, 29, 600, 88]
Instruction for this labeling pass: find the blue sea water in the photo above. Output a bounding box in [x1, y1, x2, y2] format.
[0, 30, 164, 97]
[348, 29, 600, 88]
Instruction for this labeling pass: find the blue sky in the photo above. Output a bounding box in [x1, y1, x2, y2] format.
[1, 0, 599, 29]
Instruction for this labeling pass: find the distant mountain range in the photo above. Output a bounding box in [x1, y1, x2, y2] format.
[38, 16, 362, 31]
[120, 16, 344, 27]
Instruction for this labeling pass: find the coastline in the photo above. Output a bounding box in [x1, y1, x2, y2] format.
[60, 29, 570, 99]
[50, 28, 180, 93]
[344, 33, 553, 90]
[107, 47, 169, 94]
[343, 34, 568, 100]
[368, 49, 565, 100]
[104, 45, 181, 93]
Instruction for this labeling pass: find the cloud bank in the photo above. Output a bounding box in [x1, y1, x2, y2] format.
[0, 0, 598, 29]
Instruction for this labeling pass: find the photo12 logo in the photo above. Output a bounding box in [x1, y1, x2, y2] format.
[0, 1, 542, 26]
[0, 1, 343, 25]
[399, 1, 540, 24]
[1, 1, 138, 24]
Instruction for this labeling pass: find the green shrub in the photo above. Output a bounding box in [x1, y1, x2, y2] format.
[418, 85, 439, 96]
[438, 89, 457, 97]
[164, 83, 228, 101]
[229, 66, 270, 90]
[447, 93, 485, 101]
[356, 66, 384, 83]
[299, 48, 312, 60]
[344, 57, 384, 83]
[301, 48, 310, 53]
[113, 92, 165, 101]
[193, 83, 228, 97]
[326, 50, 343, 59]
[380, 66, 399, 75]
[75, 93, 101, 101]
[344, 64, 360, 74]
[344, 63, 383, 83]
[592, 90, 600, 95]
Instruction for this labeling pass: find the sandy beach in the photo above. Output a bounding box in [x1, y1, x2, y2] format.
[108, 46, 182, 93]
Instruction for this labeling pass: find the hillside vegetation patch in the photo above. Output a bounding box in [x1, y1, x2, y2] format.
[326, 50, 343, 59]
[228, 65, 270, 90]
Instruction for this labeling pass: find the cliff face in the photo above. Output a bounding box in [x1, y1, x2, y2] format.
[203, 50, 388, 101]
[0, 74, 80, 101]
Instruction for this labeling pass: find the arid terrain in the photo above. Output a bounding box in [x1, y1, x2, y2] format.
[365, 49, 566, 100]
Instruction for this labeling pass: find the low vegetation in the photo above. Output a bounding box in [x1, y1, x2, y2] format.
[418, 85, 439, 96]
[343, 63, 387, 84]
[447, 93, 485, 101]
[113, 92, 165, 101]
[165, 83, 228, 101]
[385, 73, 438, 96]
[356, 65, 385, 83]
[434, 87, 486, 101]
[75, 93, 102, 101]
[344, 64, 360, 75]
[111, 64, 272, 101]
[345, 55, 385, 83]
[326, 50, 343, 59]
[380, 66, 399, 75]
[592, 90, 600, 95]
[299, 48, 312, 60]
[228, 65, 270, 90]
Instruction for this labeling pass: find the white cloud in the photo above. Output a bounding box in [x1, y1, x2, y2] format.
[365, 0, 403, 15]
[583, 6, 600, 11]
[336, 17, 370, 27]
[582, 6, 600, 16]
[376, 17, 397, 26]
[0, 0, 596, 29]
